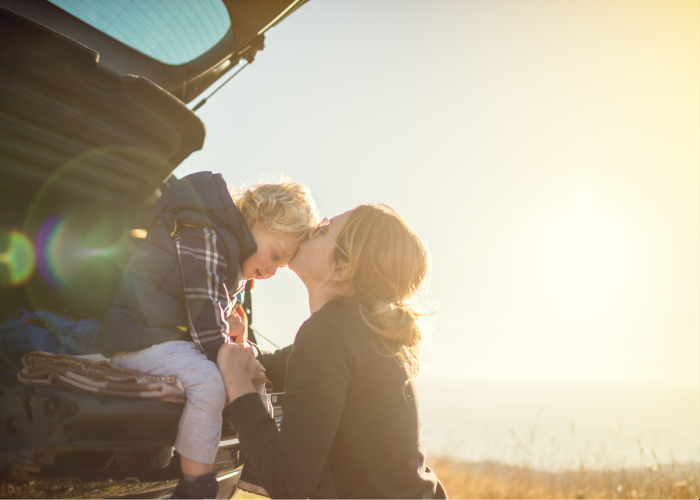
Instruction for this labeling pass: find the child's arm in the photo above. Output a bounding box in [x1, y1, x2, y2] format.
[173, 225, 232, 361]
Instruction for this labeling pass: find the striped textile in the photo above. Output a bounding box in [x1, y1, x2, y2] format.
[18, 352, 186, 403]
[173, 225, 236, 361]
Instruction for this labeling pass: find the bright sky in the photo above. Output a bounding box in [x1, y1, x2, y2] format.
[176, 0, 700, 386]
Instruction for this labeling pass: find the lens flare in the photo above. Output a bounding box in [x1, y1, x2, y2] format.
[22, 146, 172, 310]
[34, 215, 131, 287]
[0, 229, 36, 287]
[34, 216, 66, 287]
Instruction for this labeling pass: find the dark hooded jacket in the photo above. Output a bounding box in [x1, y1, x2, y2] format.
[97, 172, 257, 358]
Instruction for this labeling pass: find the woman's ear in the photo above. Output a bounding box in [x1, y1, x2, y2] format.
[331, 261, 349, 282]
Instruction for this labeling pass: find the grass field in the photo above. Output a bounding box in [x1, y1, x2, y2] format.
[232, 456, 699, 499]
[427, 455, 699, 499]
[1, 447, 696, 499]
[1, 455, 696, 499]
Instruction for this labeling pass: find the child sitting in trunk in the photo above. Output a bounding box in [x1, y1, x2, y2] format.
[96, 171, 317, 499]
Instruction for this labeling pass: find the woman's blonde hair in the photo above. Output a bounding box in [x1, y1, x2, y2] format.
[335, 204, 428, 376]
[231, 181, 318, 241]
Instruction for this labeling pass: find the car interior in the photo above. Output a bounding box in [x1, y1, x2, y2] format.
[0, 1, 304, 496]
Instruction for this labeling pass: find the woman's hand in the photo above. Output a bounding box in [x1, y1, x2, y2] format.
[217, 343, 266, 404]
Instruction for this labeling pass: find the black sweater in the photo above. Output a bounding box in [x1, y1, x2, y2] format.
[225, 299, 446, 499]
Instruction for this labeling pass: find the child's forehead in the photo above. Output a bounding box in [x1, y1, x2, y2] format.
[274, 234, 301, 256]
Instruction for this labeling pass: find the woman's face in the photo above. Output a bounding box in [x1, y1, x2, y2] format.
[289, 210, 352, 284]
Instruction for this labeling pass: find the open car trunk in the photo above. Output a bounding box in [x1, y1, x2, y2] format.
[0, 4, 291, 497]
[0, 5, 205, 319]
[1, 0, 309, 104]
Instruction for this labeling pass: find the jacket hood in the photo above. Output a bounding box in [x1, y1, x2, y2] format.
[148, 171, 257, 263]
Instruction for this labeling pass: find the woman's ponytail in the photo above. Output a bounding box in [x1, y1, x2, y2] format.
[335, 204, 429, 376]
[356, 299, 423, 376]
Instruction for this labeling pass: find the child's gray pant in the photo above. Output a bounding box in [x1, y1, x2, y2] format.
[112, 340, 247, 464]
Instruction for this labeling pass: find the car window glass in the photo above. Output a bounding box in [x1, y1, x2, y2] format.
[47, 0, 231, 66]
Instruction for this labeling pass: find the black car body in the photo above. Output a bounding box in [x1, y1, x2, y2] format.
[0, 1, 303, 497]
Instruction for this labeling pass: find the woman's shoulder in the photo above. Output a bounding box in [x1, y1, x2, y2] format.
[296, 299, 366, 343]
[288, 300, 363, 371]
[311, 298, 364, 328]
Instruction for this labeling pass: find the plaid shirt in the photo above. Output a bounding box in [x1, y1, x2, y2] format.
[173, 225, 240, 361]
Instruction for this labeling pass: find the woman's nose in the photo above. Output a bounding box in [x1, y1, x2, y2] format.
[266, 266, 279, 278]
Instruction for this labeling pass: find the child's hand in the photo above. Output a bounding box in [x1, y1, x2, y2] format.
[226, 303, 247, 343]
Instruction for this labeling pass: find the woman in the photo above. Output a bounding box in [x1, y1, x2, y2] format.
[218, 204, 447, 499]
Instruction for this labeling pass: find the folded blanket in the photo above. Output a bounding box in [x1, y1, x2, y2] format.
[18, 352, 186, 403]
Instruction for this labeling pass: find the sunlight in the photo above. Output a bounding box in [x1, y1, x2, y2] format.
[525, 183, 644, 318]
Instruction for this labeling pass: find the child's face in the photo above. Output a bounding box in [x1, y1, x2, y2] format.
[241, 226, 300, 281]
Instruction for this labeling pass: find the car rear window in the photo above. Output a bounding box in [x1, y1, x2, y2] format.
[47, 0, 231, 66]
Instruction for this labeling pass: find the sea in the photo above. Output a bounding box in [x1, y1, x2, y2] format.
[415, 378, 700, 471]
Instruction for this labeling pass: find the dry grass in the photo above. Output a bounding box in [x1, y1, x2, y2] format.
[0, 469, 179, 499]
[3, 449, 696, 499]
[3, 458, 695, 499]
[232, 488, 266, 499]
[232, 454, 700, 499]
[429, 455, 699, 499]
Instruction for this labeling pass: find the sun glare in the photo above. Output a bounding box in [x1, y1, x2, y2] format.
[524, 183, 643, 318]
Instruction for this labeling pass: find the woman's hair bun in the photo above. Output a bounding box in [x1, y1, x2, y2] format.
[336, 204, 428, 375]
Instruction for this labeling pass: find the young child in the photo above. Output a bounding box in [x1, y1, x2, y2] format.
[96, 171, 317, 499]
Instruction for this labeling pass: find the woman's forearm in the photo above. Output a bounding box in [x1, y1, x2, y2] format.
[224, 377, 256, 404]
[226, 320, 351, 499]
[258, 344, 293, 392]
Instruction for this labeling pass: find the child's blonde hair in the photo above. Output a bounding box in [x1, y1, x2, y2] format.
[231, 180, 318, 241]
